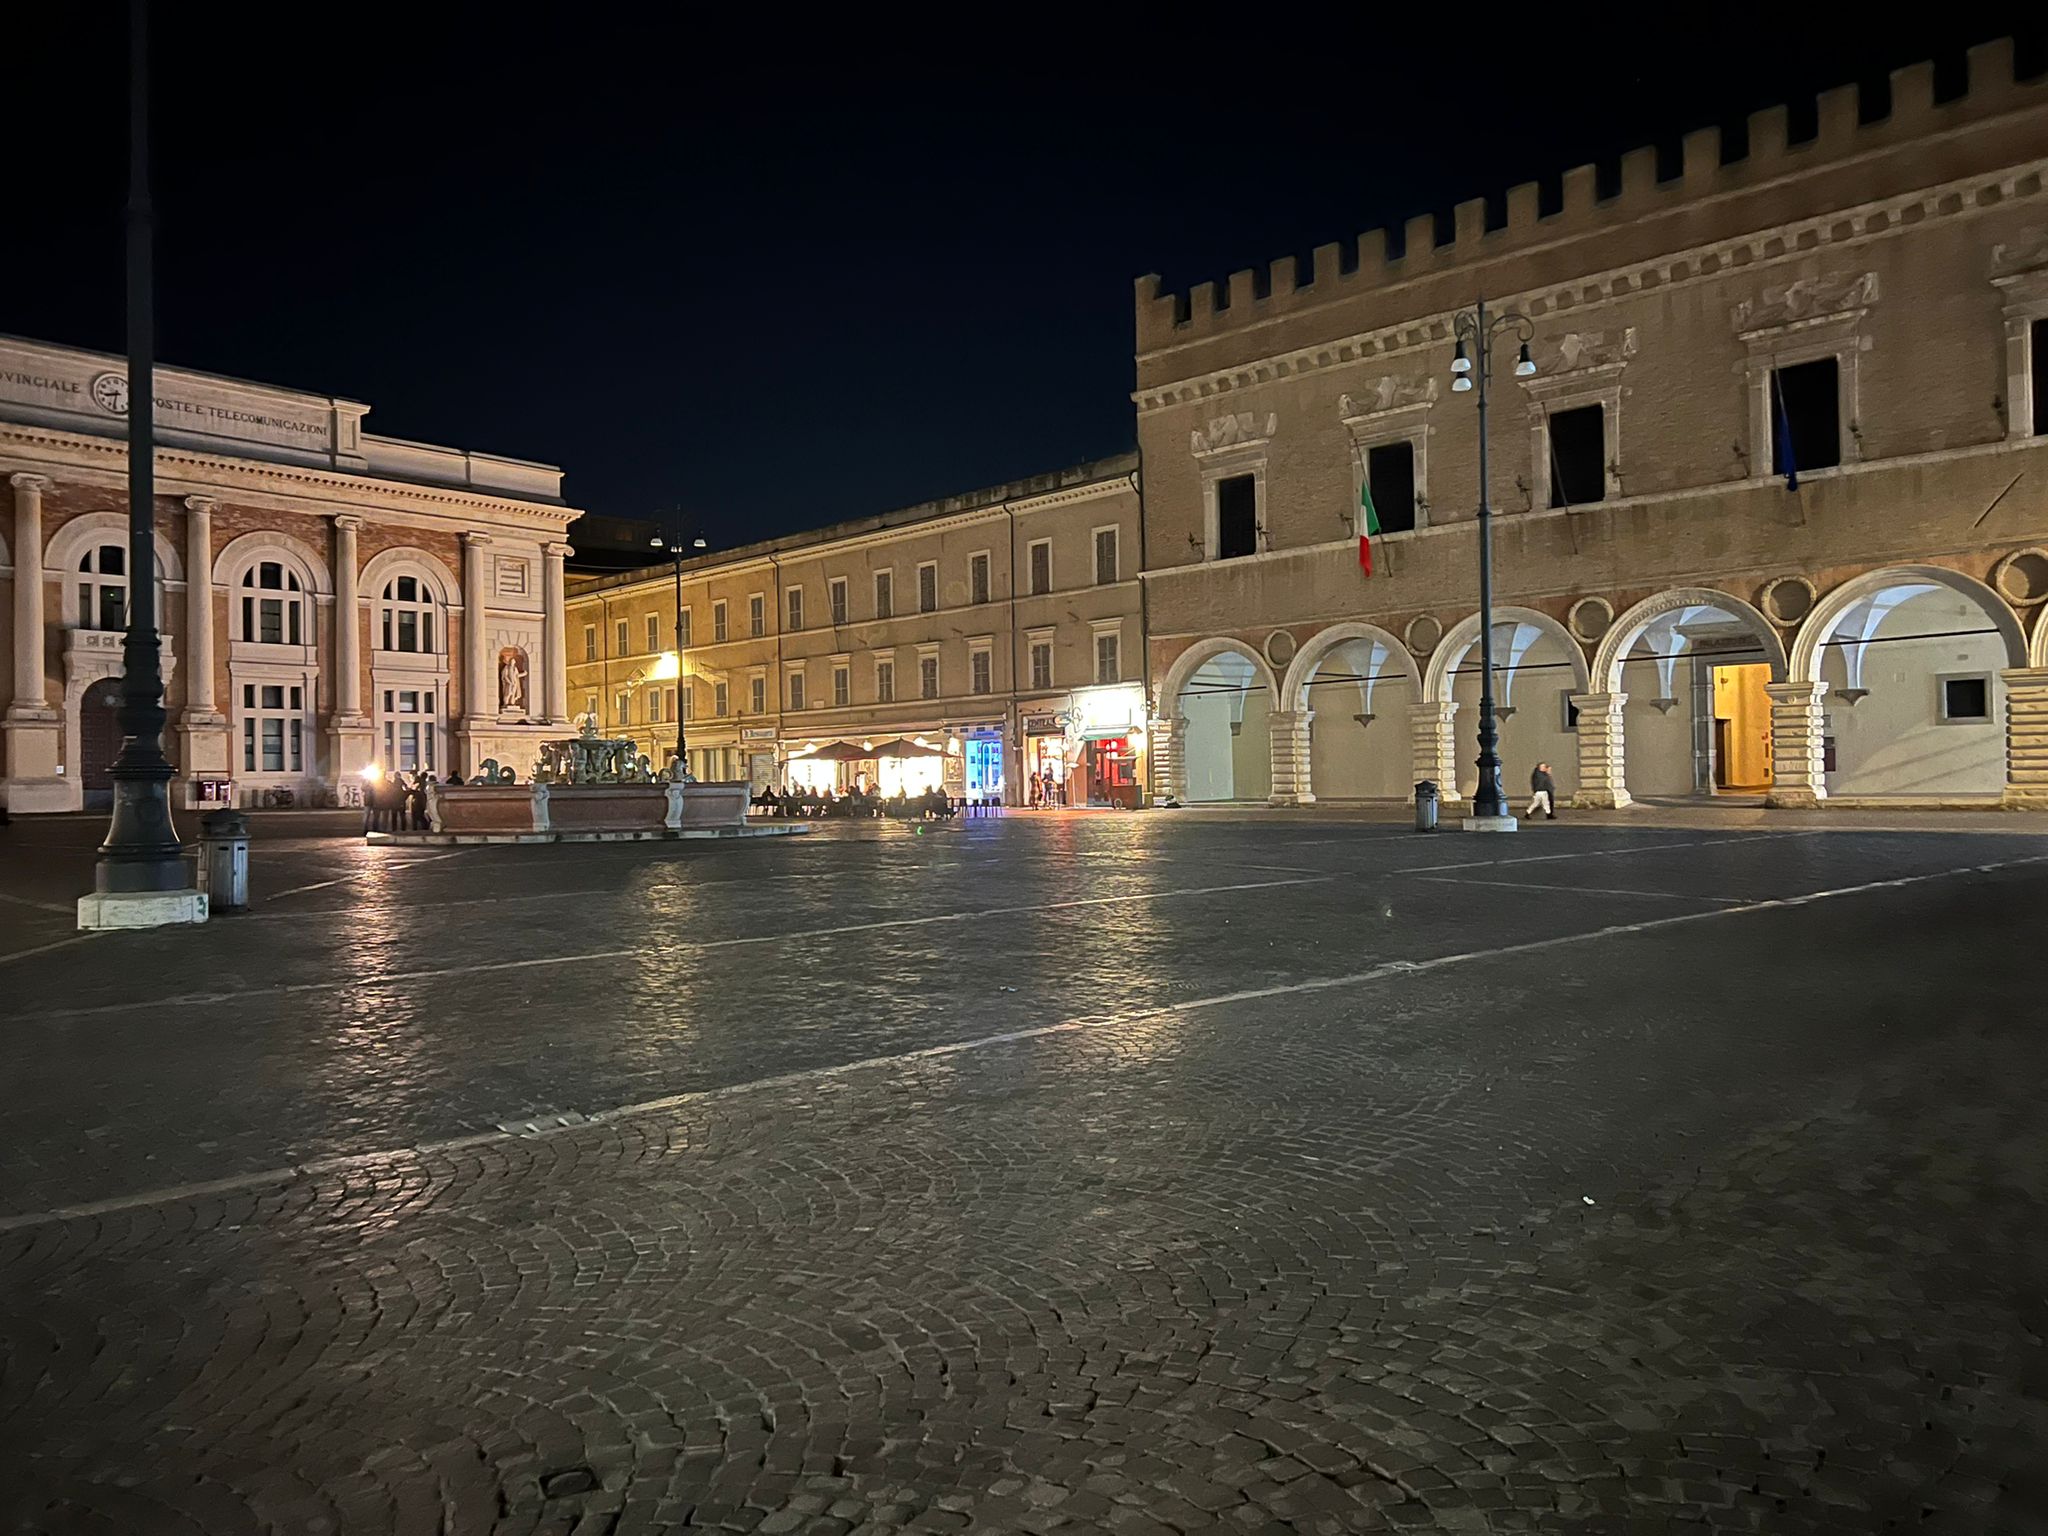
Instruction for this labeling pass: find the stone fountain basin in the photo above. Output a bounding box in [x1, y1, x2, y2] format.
[370, 780, 797, 844]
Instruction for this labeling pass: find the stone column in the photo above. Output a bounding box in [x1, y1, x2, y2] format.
[1268, 708, 1313, 806]
[1764, 680, 1829, 808]
[8, 473, 51, 715]
[1570, 692, 1631, 809]
[462, 532, 492, 724]
[1409, 699, 1460, 803]
[333, 516, 364, 721]
[182, 496, 218, 717]
[543, 541, 570, 725]
[2001, 667, 2048, 809]
[1149, 714, 1181, 803]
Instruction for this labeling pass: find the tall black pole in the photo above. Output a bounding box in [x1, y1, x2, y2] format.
[1471, 296, 1508, 821]
[672, 551, 688, 770]
[97, 0, 186, 894]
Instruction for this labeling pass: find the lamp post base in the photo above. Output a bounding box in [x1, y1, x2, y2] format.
[1460, 814, 1521, 833]
[78, 888, 209, 931]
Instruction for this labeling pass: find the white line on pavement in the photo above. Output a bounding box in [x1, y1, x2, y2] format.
[15, 874, 1337, 1021]
[264, 848, 471, 901]
[5, 850, 2042, 1232]
[0, 891, 73, 914]
[1389, 830, 1823, 875]
[1413, 875, 1748, 904]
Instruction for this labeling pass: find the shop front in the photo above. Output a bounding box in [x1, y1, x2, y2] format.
[1021, 709, 1072, 806]
[959, 720, 1006, 803]
[1069, 682, 1148, 809]
[782, 735, 951, 798]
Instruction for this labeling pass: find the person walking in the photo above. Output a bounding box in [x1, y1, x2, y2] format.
[1526, 761, 1558, 820]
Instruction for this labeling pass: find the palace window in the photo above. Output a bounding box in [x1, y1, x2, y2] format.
[240, 682, 305, 774]
[1365, 441, 1418, 533]
[677, 608, 692, 647]
[615, 690, 631, 724]
[749, 674, 766, 714]
[1771, 357, 1842, 475]
[1027, 539, 1051, 596]
[583, 624, 597, 662]
[677, 685, 691, 722]
[787, 670, 806, 710]
[833, 665, 850, 707]
[714, 680, 730, 717]
[970, 552, 991, 605]
[648, 688, 663, 725]
[876, 659, 895, 702]
[78, 544, 128, 632]
[1215, 475, 1258, 560]
[1942, 675, 1992, 723]
[1094, 528, 1119, 585]
[749, 593, 765, 637]
[713, 600, 729, 642]
[616, 618, 630, 655]
[1095, 631, 1121, 686]
[874, 569, 894, 619]
[1546, 404, 1607, 507]
[829, 577, 848, 626]
[917, 562, 938, 614]
[381, 687, 438, 772]
[786, 586, 804, 632]
[645, 613, 660, 653]
[970, 645, 992, 695]
[379, 576, 436, 653]
[919, 653, 939, 699]
[1030, 638, 1054, 690]
[239, 561, 305, 645]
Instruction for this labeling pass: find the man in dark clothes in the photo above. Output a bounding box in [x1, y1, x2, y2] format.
[1526, 761, 1558, 820]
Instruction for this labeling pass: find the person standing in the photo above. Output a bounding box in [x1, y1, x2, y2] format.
[1526, 761, 1558, 820]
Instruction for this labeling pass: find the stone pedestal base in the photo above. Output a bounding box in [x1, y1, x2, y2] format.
[176, 714, 231, 809]
[1460, 814, 1521, 833]
[4, 709, 68, 812]
[78, 889, 209, 930]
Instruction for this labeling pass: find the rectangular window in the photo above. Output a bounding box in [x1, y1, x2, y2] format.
[256, 598, 283, 644]
[396, 609, 419, 653]
[1547, 403, 1607, 507]
[970, 648, 992, 695]
[583, 624, 597, 662]
[1095, 632, 1121, 686]
[1366, 441, 1418, 533]
[1216, 474, 1258, 559]
[678, 686, 690, 722]
[1942, 675, 1991, 722]
[677, 608, 692, 647]
[919, 654, 939, 699]
[1094, 528, 1118, 585]
[616, 618, 630, 655]
[969, 552, 991, 605]
[616, 690, 631, 724]
[2033, 319, 2047, 436]
[584, 692, 598, 722]
[786, 587, 803, 632]
[713, 600, 729, 643]
[1028, 540, 1051, 596]
[749, 594, 765, 637]
[1771, 357, 1842, 475]
[874, 570, 894, 619]
[833, 665, 850, 707]
[787, 671, 806, 711]
[917, 562, 938, 614]
[649, 689, 663, 724]
[750, 675, 766, 715]
[829, 577, 848, 626]
[876, 660, 895, 702]
[646, 614, 660, 653]
[714, 680, 729, 717]
[1030, 640, 1053, 690]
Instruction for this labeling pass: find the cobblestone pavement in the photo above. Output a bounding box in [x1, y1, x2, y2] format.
[3, 812, 2047, 1533]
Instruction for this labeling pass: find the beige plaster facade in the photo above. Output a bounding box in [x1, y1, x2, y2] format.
[0, 336, 581, 813]
[1134, 40, 2048, 811]
[566, 456, 1147, 806]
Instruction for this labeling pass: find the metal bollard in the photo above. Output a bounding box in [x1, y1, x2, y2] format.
[1413, 780, 1440, 833]
[197, 808, 252, 911]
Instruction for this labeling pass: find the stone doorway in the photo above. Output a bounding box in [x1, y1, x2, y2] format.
[78, 677, 123, 810]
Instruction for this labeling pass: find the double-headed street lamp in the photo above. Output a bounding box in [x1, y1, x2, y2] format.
[648, 521, 707, 773]
[1449, 298, 1536, 829]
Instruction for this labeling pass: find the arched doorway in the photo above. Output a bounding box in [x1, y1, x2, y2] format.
[1285, 624, 1418, 801]
[78, 678, 123, 810]
[1792, 566, 2026, 798]
[1593, 589, 1789, 800]
[1428, 609, 1589, 803]
[1165, 641, 1274, 803]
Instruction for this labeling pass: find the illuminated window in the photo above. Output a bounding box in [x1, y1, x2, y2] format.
[239, 561, 304, 645]
[379, 576, 436, 653]
[240, 682, 304, 773]
[380, 687, 437, 772]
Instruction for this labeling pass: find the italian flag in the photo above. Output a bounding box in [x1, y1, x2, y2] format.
[1358, 479, 1381, 575]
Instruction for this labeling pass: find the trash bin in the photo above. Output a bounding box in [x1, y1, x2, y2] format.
[197, 808, 251, 911]
[1413, 780, 1440, 833]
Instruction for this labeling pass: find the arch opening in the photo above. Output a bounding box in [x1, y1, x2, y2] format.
[1174, 644, 1272, 803]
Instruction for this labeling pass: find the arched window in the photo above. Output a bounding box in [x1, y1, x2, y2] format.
[240, 561, 305, 645]
[78, 544, 128, 632]
[379, 575, 436, 653]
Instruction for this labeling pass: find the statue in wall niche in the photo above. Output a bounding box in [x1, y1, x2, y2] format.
[498, 646, 529, 712]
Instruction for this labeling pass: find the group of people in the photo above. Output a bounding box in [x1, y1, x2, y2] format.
[1025, 769, 1068, 808]
[753, 782, 957, 821]
[362, 768, 471, 833]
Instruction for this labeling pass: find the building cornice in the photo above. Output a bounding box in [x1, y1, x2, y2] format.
[1134, 159, 2048, 413]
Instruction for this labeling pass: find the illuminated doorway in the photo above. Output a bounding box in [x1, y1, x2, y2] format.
[1710, 663, 1773, 792]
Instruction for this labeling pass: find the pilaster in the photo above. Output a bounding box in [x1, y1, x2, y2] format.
[1150, 714, 1182, 803]
[2001, 667, 2048, 808]
[1409, 699, 1461, 803]
[1569, 692, 1633, 809]
[1268, 708, 1313, 806]
[1765, 680, 1829, 808]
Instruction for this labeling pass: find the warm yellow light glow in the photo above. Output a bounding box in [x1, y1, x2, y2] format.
[1129, 729, 1147, 750]
[646, 651, 681, 682]
[861, 740, 874, 751]
[359, 764, 382, 780]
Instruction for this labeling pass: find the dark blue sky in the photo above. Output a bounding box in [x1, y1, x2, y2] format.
[6, 10, 2035, 549]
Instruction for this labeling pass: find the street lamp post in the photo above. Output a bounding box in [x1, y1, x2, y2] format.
[89, 0, 195, 916]
[649, 521, 707, 774]
[1449, 297, 1536, 830]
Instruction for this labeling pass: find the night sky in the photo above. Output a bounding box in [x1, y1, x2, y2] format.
[6, 11, 2036, 550]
